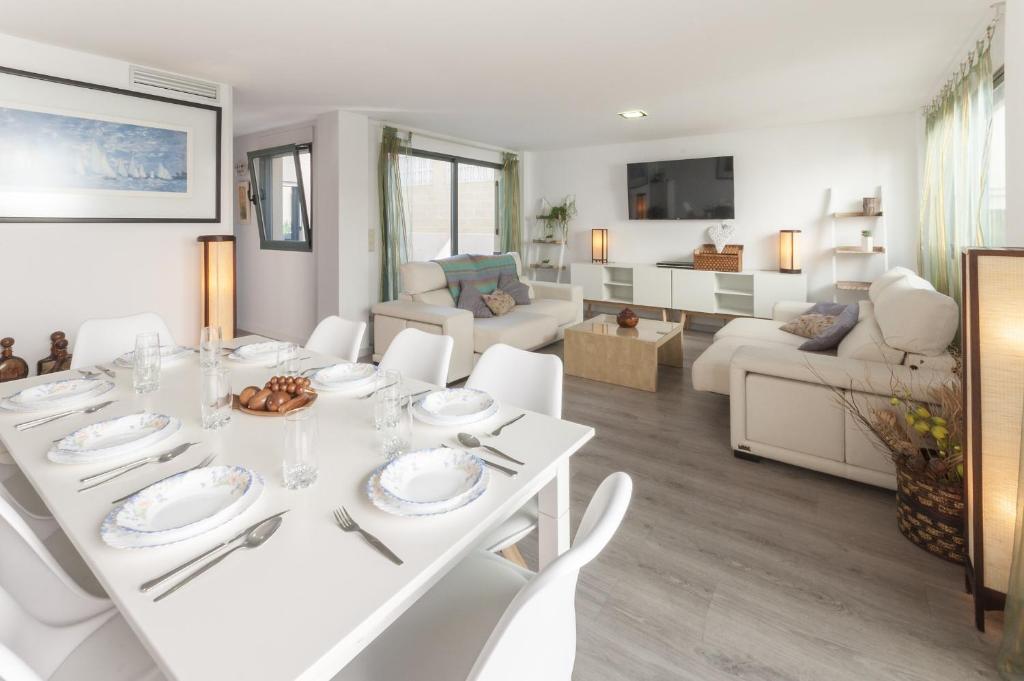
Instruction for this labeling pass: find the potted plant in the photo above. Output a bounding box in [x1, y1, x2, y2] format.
[861, 229, 874, 252]
[539, 196, 577, 241]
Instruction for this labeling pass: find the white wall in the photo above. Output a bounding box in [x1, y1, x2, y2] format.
[233, 123, 316, 343]
[1007, 1, 1024, 247]
[0, 33, 233, 370]
[523, 113, 920, 302]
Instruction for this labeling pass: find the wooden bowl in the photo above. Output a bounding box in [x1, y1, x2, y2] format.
[232, 390, 317, 417]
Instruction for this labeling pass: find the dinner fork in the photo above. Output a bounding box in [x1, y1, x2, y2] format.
[489, 413, 525, 437]
[358, 382, 397, 400]
[111, 453, 216, 504]
[332, 507, 403, 565]
[15, 401, 115, 431]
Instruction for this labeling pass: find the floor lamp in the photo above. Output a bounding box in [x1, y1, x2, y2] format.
[198, 235, 236, 341]
[962, 247, 1024, 631]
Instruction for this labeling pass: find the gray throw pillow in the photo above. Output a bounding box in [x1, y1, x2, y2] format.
[457, 281, 492, 319]
[497, 273, 531, 305]
[798, 302, 859, 351]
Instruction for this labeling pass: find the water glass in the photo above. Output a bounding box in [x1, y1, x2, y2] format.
[276, 342, 299, 376]
[132, 332, 161, 394]
[283, 407, 318, 489]
[373, 370, 402, 431]
[200, 367, 232, 430]
[199, 326, 222, 369]
[375, 370, 412, 459]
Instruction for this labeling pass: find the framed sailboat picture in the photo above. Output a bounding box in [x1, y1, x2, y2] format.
[0, 66, 221, 222]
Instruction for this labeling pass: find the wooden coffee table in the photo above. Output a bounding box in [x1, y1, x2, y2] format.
[564, 314, 684, 391]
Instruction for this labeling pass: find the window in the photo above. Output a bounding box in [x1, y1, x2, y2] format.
[989, 68, 1005, 244]
[399, 149, 500, 261]
[247, 143, 312, 251]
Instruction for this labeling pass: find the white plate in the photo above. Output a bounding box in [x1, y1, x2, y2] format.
[367, 461, 488, 517]
[379, 447, 484, 507]
[113, 345, 191, 368]
[101, 466, 264, 549]
[48, 412, 181, 464]
[228, 341, 295, 363]
[412, 388, 499, 426]
[0, 378, 114, 413]
[310, 363, 377, 393]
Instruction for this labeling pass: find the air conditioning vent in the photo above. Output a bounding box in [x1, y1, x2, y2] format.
[129, 65, 220, 102]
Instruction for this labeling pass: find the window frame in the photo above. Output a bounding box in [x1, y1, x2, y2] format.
[247, 142, 313, 252]
[403, 148, 501, 257]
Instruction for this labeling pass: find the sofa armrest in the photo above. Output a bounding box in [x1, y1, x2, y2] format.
[371, 300, 471, 326]
[525, 279, 583, 304]
[728, 345, 951, 402]
[371, 300, 475, 382]
[772, 301, 816, 322]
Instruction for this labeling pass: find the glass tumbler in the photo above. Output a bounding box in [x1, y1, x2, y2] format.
[276, 342, 300, 376]
[200, 367, 232, 430]
[132, 332, 161, 394]
[283, 407, 318, 489]
[373, 370, 402, 431]
[199, 326, 222, 369]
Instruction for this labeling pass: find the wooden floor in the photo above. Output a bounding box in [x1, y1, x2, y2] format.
[516, 330, 1003, 681]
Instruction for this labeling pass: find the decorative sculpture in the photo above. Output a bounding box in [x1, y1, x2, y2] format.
[0, 337, 29, 382]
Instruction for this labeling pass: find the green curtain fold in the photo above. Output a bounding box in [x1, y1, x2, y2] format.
[498, 152, 522, 256]
[379, 127, 410, 302]
[918, 39, 996, 308]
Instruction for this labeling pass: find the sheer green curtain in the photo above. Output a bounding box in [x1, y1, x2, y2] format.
[498, 152, 522, 255]
[918, 38, 997, 307]
[379, 127, 410, 301]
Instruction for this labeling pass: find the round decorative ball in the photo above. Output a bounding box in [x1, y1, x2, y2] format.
[616, 308, 639, 328]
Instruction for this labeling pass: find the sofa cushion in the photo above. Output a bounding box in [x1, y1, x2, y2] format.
[457, 282, 493, 318]
[473, 310, 558, 354]
[797, 303, 859, 352]
[482, 289, 516, 316]
[413, 288, 456, 307]
[837, 301, 905, 364]
[692, 336, 805, 395]
[868, 266, 915, 302]
[873, 275, 958, 355]
[527, 298, 579, 327]
[402, 261, 447, 295]
[498, 273, 531, 305]
[713, 318, 807, 348]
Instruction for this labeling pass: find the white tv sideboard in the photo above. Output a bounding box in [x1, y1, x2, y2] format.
[570, 263, 807, 319]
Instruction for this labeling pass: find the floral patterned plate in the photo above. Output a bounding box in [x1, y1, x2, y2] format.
[113, 345, 191, 368]
[411, 388, 499, 426]
[379, 447, 485, 507]
[227, 341, 296, 363]
[101, 465, 264, 549]
[367, 458, 489, 517]
[310, 363, 377, 393]
[0, 378, 114, 413]
[48, 412, 181, 464]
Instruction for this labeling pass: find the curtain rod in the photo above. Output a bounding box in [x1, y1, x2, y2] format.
[925, 3, 1003, 110]
[378, 120, 517, 155]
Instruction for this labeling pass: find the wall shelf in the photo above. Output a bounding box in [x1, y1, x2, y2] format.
[835, 280, 871, 291]
[530, 263, 566, 270]
[835, 246, 886, 255]
[532, 239, 566, 245]
[832, 211, 884, 218]
[829, 187, 888, 302]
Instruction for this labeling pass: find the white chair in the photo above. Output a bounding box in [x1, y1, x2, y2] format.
[306, 316, 367, 363]
[0, 494, 162, 681]
[377, 328, 454, 386]
[334, 472, 633, 681]
[70, 312, 175, 370]
[466, 344, 563, 554]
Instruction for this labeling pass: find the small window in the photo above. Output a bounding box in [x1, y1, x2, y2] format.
[248, 143, 312, 251]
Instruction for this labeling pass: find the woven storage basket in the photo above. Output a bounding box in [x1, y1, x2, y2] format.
[694, 244, 743, 272]
[895, 466, 964, 564]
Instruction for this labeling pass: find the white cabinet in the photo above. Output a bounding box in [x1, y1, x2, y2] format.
[671, 270, 716, 312]
[569, 263, 605, 301]
[633, 266, 672, 308]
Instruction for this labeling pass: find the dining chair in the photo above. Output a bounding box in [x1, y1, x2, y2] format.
[333, 472, 633, 681]
[306, 316, 367, 363]
[70, 312, 175, 370]
[377, 328, 454, 386]
[465, 344, 563, 557]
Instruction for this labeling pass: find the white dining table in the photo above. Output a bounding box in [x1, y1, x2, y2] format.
[0, 336, 594, 681]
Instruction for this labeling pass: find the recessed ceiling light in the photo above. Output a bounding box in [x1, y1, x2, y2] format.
[618, 110, 648, 119]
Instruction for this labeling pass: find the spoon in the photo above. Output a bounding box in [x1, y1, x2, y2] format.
[457, 433, 525, 466]
[154, 516, 283, 602]
[78, 442, 198, 489]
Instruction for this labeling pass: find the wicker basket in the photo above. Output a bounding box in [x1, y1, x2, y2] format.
[694, 244, 743, 272]
[895, 466, 964, 564]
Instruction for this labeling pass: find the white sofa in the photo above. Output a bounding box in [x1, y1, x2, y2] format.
[371, 253, 583, 382]
[691, 267, 959, 489]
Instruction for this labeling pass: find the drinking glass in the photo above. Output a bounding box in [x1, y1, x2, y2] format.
[276, 342, 299, 376]
[132, 332, 161, 394]
[200, 367, 232, 430]
[373, 370, 402, 431]
[375, 370, 411, 459]
[283, 407, 318, 489]
[199, 326, 222, 369]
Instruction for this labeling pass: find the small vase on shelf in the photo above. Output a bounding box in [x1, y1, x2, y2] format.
[861, 231, 874, 253]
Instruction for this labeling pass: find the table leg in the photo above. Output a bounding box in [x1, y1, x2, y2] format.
[538, 459, 570, 568]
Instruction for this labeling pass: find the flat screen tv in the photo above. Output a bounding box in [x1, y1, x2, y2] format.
[627, 156, 734, 220]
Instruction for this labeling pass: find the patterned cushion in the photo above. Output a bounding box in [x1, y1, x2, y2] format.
[497, 272, 531, 305]
[457, 282, 493, 319]
[781, 302, 859, 351]
[780, 313, 835, 339]
[482, 289, 517, 316]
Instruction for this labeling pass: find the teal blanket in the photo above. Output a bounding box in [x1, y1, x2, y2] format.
[433, 254, 517, 301]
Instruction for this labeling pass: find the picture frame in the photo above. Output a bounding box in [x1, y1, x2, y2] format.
[237, 182, 251, 225]
[0, 66, 221, 223]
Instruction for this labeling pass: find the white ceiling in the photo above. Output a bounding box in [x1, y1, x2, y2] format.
[0, 0, 995, 150]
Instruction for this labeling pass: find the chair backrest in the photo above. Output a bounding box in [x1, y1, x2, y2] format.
[467, 472, 633, 681]
[70, 313, 175, 369]
[0, 494, 109, 626]
[465, 344, 563, 418]
[378, 328, 454, 386]
[0, 642, 44, 681]
[305, 316, 367, 363]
